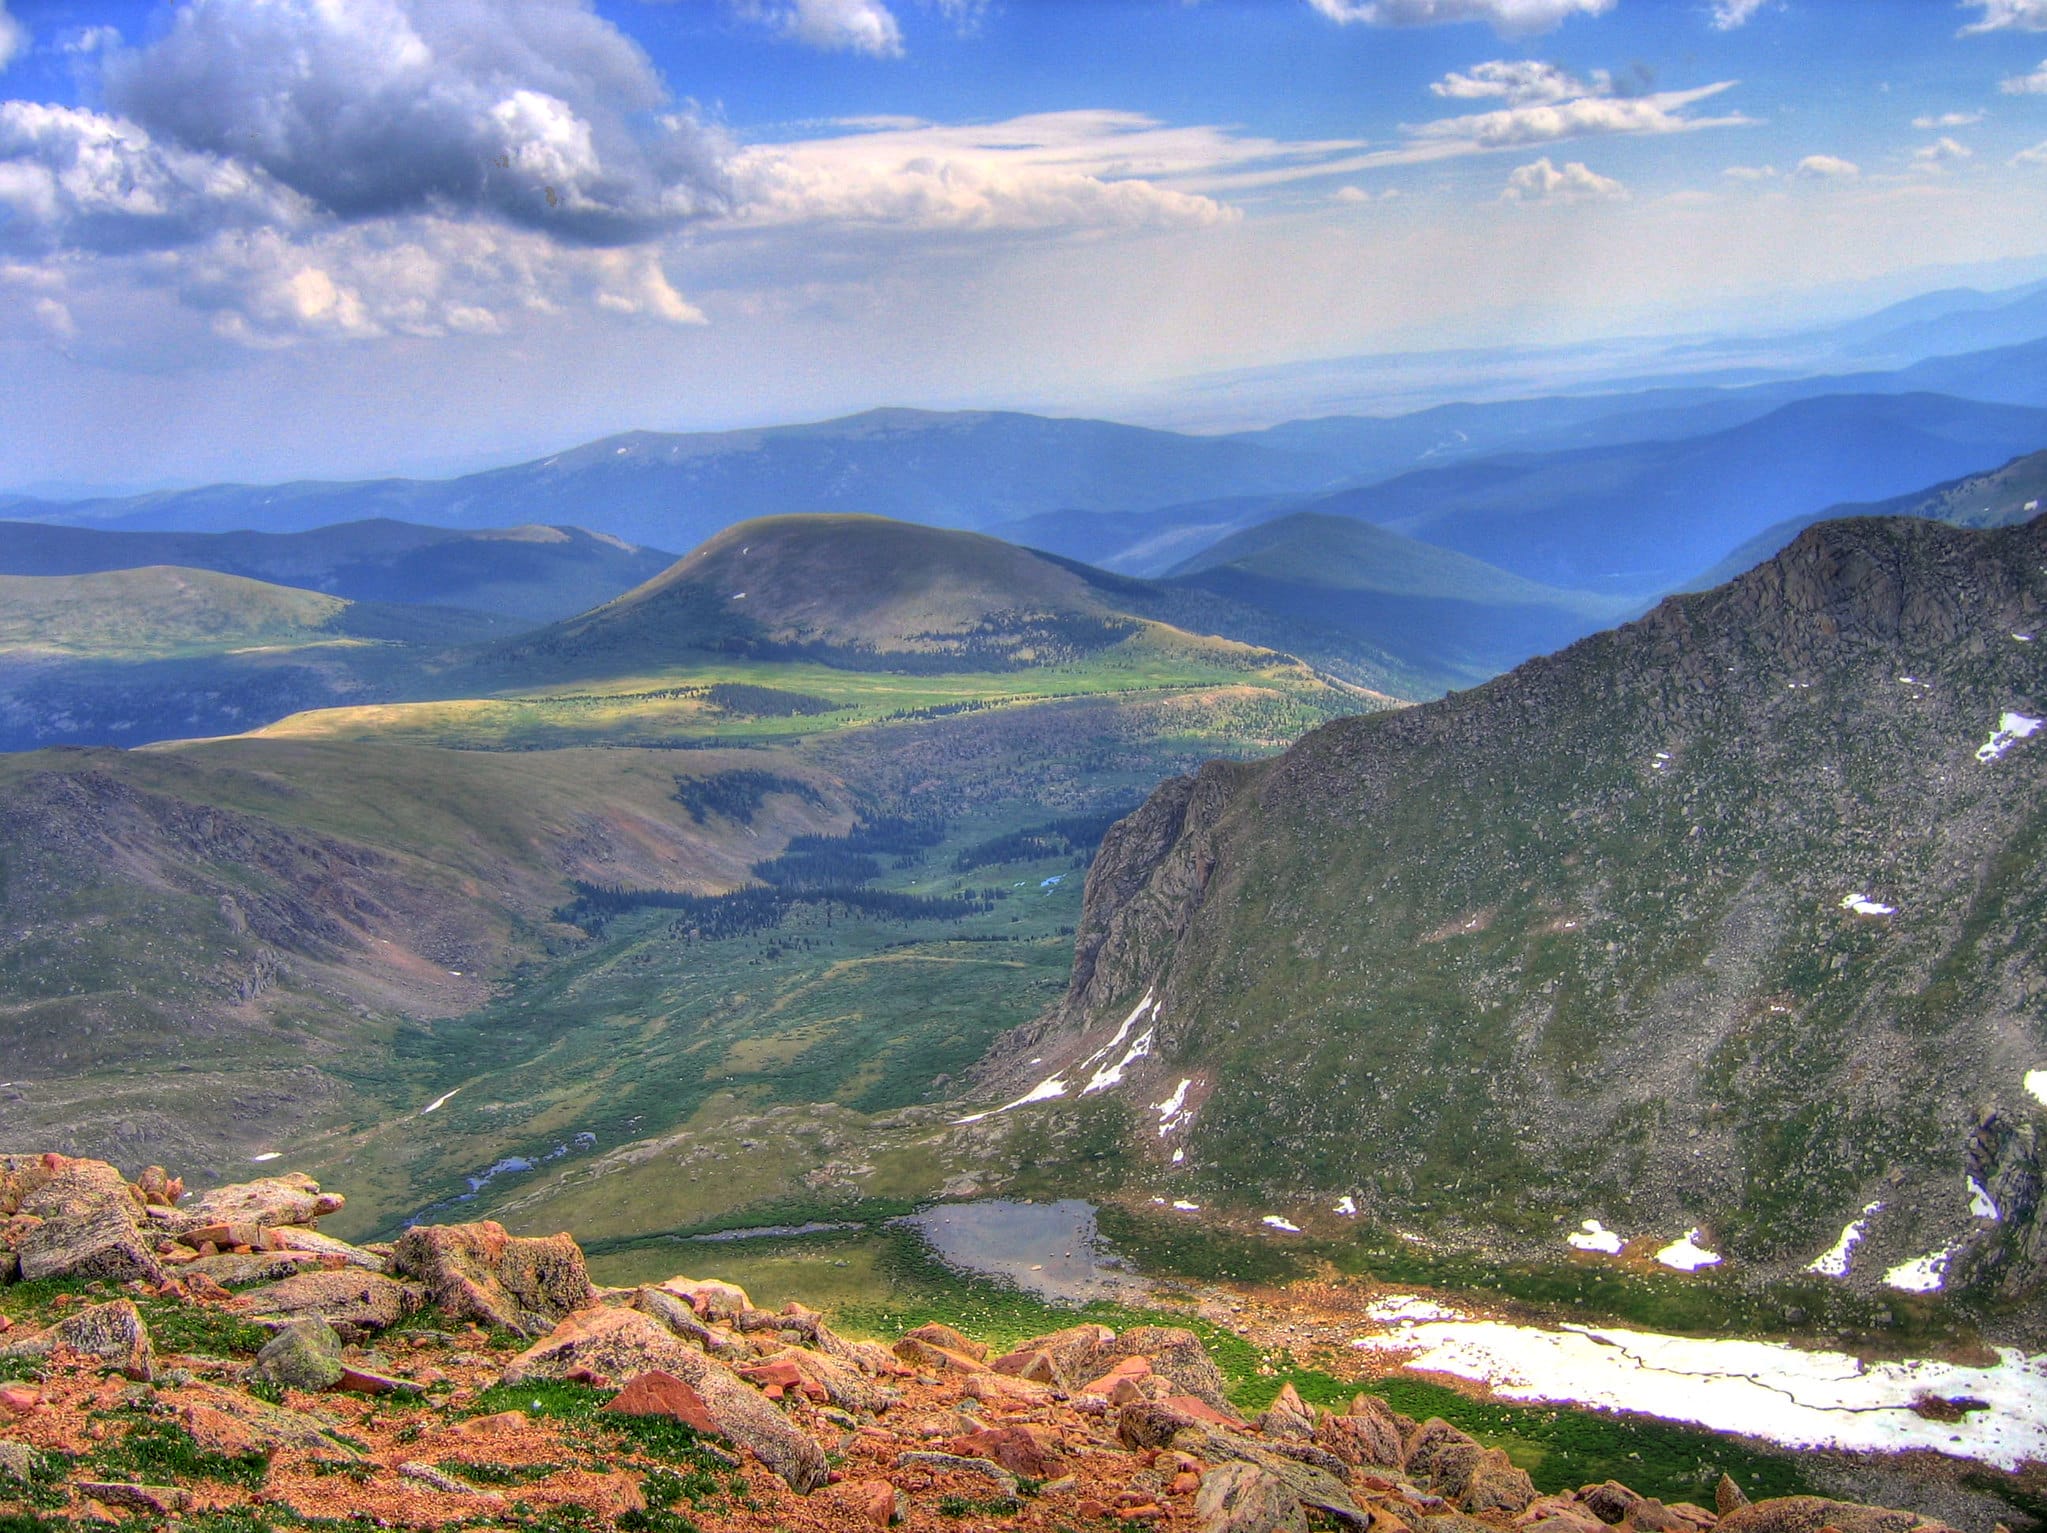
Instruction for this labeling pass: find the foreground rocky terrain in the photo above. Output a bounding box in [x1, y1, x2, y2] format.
[0, 1154, 2022, 1532]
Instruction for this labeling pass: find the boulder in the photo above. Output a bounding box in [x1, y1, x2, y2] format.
[839, 1479, 907, 1527]
[389, 1221, 593, 1336]
[1717, 1477, 1752, 1516]
[901, 1322, 986, 1361]
[1118, 1399, 1205, 1450]
[656, 1276, 752, 1324]
[185, 1251, 328, 1288]
[237, 1271, 420, 1341]
[251, 1316, 344, 1392]
[1316, 1395, 1406, 1469]
[1715, 1498, 1955, 1533]
[0, 1441, 38, 1485]
[1258, 1380, 1318, 1439]
[0, 1299, 153, 1381]
[173, 1174, 343, 1233]
[506, 1307, 828, 1491]
[989, 1323, 1116, 1388]
[1196, 1461, 1308, 1533]
[947, 1424, 1060, 1479]
[1405, 1419, 1486, 1500]
[629, 1286, 741, 1356]
[269, 1226, 385, 1270]
[1094, 1326, 1234, 1413]
[894, 1335, 989, 1374]
[1462, 1448, 1537, 1516]
[13, 1160, 162, 1286]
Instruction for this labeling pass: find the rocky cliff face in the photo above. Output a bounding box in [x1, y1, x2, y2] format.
[991, 515, 2047, 1302]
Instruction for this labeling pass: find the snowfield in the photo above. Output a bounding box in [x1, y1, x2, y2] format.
[1354, 1319, 2047, 1470]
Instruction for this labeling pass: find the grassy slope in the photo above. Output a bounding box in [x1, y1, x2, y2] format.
[0, 567, 352, 658]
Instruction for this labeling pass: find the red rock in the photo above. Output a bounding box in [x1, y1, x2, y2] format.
[446, 1410, 532, 1440]
[1077, 1497, 1110, 1519]
[1169, 1471, 1202, 1495]
[184, 1273, 231, 1301]
[335, 1365, 423, 1396]
[566, 1366, 612, 1388]
[900, 1322, 987, 1361]
[947, 1425, 1059, 1479]
[844, 1479, 906, 1527]
[1162, 1393, 1238, 1427]
[892, 1336, 989, 1374]
[601, 1370, 724, 1438]
[1081, 1355, 1151, 1395]
[0, 1385, 40, 1414]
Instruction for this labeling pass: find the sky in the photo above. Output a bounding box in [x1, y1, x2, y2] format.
[8, 0, 2047, 489]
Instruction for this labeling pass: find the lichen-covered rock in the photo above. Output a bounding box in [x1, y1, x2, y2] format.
[12, 1160, 162, 1286]
[238, 1270, 421, 1340]
[269, 1226, 385, 1270]
[1405, 1418, 1486, 1499]
[1316, 1394, 1407, 1469]
[1196, 1460, 1307, 1533]
[0, 1299, 153, 1380]
[1092, 1325, 1234, 1413]
[390, 1221, 593, 1336]
[251, 1316, 344, 1392]
[1715, 1497, 1959, 1533]
[1461, 1448, 1538, 1516]
[654, 1275, 752, 1324]
[901, 1321, 986, 1361]
[173, 1173, 344, 1233]
[988, 1322, 1115, 1388]
[1258, 1380, 1317, 1440]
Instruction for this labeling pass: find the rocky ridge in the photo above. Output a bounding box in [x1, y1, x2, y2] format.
[974, 514, 2047, 1300]
[0, 1155, 2013, 1533]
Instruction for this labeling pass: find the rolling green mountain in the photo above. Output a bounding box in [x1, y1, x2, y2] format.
[1310, 392, 2047, 593]
[973, 512, 2047, 1309]
[0, 519, 677, 624]
[0, 566, 508, 751]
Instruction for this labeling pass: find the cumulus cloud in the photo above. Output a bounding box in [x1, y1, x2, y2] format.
[1709, 0, 1772, 27]
[2001, 59, 2047, 93]
[1961, 0, 2047, 33]
[1307, 0, 1615, 32]
[59, 25, 122, 56]
[103, 0, 733, 246]
[1406, 81, 1746, 150]
[1431, 60, 1607, 104]
[1911, 136, 1973, 169]
[733, 112, 1247, 230]
[1794, 154, 1860, 179]
[737, 0, 905, 57]
[0, 3, 26, 72]
[1501, 155, 1625, 200]
[0, 101, 310, 256]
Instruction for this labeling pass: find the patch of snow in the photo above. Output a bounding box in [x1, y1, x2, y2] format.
[1977, 712, 2044, 763]
[2014, 634, 2035, 643]
[1153, 1078, 1193, 1136]
[731, 592, 746, 600]
[1656, 1228, 1723, 1271]
[1885, 1244, 1960, 1293]
[1173, 1199, 1200, 1212]
[1806, 1201, 1882, 1277]
[1040, 875, 1064, 888]
[2026, 499, 2040, 512]
[1368, 1294, 1464, 1324]
[250, 1152, 283, 1163]
[1970, 1177, 2001, 1222]
[1263, 1215, 1301, 1233]
[1352, 1319, 2047, 1471]
[1083, 1025, 1155, 1095]
[953, 1074, 1069, 1125]
[420, 1087, 462, 1116]
[1335, 1195, 1359, 1217]
[2026, 1069, 2047, 1107]
[1840, 893, 1896, 916]
[1171, 1148, 1185, 1164]
[1567, 1219, 1624, 1254]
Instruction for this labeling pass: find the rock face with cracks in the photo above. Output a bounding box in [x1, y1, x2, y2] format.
[389, 1219, 594, 1336]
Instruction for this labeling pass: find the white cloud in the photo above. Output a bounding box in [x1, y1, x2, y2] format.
[58, 24, 122, 56]
[0, 101, 311, 256]
[1709, 0, 1772, 27]
[732, 112, 1246, 230]
[1431, 60, 1607, 104]
[2012, 140, 2047, 165]
[1722, 163, 1778, 180]
[1911, 136, 1974, 170]
[0, 3, 26, 72]
[1332, 184, 1372, 202]
[1306, 0, 1616, 33]
[1962, 0, 2047, 33]
[104, 0, 734, 245]
[739, 0, 905, 57]
[1502, 155, 1625, 200]
[1406, 82, 1748, 151]
[2001, 59, 2047, 93]
[1914, 110, 1986, 128]
[1794, 154, 1860, 179]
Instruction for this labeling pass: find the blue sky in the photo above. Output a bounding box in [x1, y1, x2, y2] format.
[7, 0, 2047, 488]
